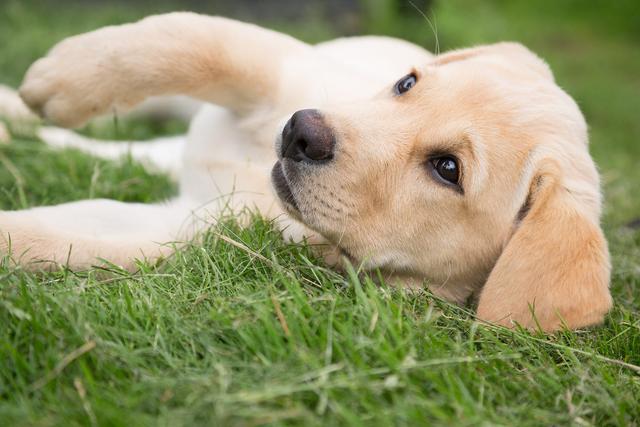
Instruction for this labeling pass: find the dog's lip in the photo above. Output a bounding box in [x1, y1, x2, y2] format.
[271, 161, 300, 212]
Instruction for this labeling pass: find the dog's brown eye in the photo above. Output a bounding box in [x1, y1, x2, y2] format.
[394, 73, 417, 95]
[431, 156, 459, 185]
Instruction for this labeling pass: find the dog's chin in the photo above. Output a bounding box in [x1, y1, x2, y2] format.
[272, 161, 357, 260]
[271, 161, 301, 218]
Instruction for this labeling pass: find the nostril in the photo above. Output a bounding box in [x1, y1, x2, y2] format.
[296, 137, 308, 155]
[283, 136, 309, 162]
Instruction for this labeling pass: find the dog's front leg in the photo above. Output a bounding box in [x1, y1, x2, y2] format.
[19, 13, 310, 127]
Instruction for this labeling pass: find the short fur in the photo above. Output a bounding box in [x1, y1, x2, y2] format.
[1, 13, 611, 332]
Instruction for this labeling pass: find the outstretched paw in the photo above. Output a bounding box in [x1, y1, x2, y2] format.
[19, 27, 136, 128]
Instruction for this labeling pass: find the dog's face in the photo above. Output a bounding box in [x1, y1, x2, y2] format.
[272, 42, 612, 331]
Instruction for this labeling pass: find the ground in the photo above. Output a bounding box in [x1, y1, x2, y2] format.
[0, 0, 639, 425]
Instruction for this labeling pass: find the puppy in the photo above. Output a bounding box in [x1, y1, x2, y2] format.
[1, 13, 611, 331]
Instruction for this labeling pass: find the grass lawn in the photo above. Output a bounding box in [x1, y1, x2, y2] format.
[1, 0, 639, 425]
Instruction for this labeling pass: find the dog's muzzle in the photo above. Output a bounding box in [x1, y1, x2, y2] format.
[272, 109, 336, 212]
[271, 161, 298, 211]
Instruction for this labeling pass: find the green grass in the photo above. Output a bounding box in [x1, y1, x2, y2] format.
[1, 0, 640, 425]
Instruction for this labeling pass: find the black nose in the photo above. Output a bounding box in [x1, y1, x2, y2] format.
[281, 109, 335, 162]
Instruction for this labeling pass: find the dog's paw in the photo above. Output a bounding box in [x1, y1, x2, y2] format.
[19, 28, 134, 128]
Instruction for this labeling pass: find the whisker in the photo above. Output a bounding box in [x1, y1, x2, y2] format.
[408, 0, 440, 55]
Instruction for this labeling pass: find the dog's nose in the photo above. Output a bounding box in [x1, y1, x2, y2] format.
[281, 109, 335, 162]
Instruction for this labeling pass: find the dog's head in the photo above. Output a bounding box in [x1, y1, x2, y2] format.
[271, 42, 612, 332]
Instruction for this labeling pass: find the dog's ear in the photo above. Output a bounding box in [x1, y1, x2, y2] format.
[476, 160, 612, 332]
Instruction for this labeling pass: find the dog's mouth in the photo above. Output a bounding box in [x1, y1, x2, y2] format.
[271, 161, 300, 214]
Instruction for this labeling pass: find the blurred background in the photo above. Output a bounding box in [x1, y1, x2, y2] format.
[0, 0, 639, 227]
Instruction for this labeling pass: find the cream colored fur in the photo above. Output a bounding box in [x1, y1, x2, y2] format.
[0, 13, 611, 332]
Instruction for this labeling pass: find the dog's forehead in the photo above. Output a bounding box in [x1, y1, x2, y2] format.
[415, 48, 555, 103]
[412, 52, 572, 145]
[425, 42, 554, 80]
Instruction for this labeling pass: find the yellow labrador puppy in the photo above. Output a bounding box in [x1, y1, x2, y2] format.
[3, 13, 612, 331]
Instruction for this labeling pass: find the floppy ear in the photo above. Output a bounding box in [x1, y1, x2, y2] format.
[476, 160, 612, 332]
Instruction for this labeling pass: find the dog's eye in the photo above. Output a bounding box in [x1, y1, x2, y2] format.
[394, 73, 417, 95]
[431, 156, 460, 185]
